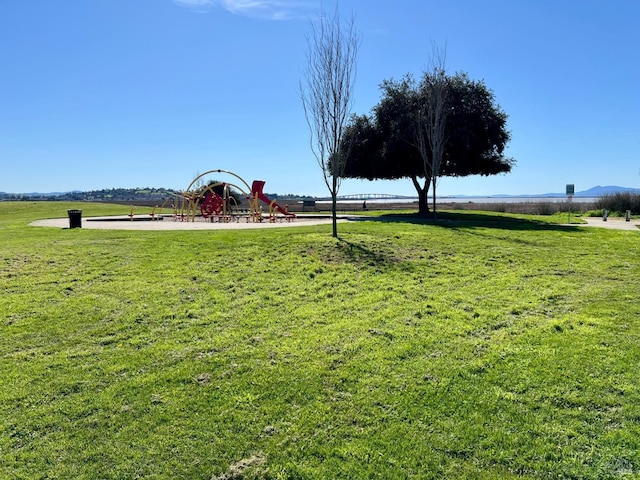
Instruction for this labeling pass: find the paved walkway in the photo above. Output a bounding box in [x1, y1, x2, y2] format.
[30, 215, 343, 230]
[579, 217, 640, 231]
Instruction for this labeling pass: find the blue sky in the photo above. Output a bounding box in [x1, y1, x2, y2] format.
[1, 0, 638, 196]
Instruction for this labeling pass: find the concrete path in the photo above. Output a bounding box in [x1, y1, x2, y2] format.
[30, 215, 343, 230]
[579, 217, 640, 231]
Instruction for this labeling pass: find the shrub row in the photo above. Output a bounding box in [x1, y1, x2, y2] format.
[595, 192, 640, 215]
[441, 201, 595, 216]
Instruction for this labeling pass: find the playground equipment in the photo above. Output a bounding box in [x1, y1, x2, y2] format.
[250, 180, 294, 223]
[168, 169, 296, 223]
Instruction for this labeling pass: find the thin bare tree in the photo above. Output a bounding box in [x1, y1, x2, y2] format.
[413, 46, 449, 221]
[300, 5, 360, 238]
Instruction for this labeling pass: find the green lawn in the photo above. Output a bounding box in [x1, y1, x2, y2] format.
[1, 202, 639, 479]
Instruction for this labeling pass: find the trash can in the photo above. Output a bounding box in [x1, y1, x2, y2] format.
[626, 210, 631, 222]
[67, 209, 82, 229]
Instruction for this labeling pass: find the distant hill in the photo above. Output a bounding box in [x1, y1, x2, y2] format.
[2, 185, 639, 201]
[574, 185, 640, 197]
[476, 185, 640, 198]
[530, 186, 640, 197]
[0, 187, 177, 202]
[0, 187, 311, 203]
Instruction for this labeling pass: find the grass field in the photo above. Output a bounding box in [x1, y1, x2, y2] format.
[1, 202, 639, 479]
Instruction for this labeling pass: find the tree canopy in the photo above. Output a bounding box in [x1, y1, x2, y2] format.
[341, 72, 514, 214]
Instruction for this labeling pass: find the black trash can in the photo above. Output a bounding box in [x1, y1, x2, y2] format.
[67, 209, 82, 229]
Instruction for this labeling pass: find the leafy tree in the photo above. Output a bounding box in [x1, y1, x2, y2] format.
[205, 179, 243, 204]
[342, 72, 514, 215]
[413, 61, 448, 220]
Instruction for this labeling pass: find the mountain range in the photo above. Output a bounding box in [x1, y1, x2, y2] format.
[1, 185, 639, 200]
[465, 185, 640, 198]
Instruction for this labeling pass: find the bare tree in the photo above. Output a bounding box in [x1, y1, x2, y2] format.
[413, 46, 449, 221]
[300, 5, 360, 238]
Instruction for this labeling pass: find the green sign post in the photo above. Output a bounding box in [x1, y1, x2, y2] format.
[566, 184, 574, 223]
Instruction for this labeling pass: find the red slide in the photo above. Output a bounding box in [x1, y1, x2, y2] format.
[251, 180, 295, 217]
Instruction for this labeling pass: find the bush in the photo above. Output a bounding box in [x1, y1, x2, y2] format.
[534, 202, 556, 215]
[585, 209, 605, 218]
[595, 193, 640, 215]
[492, 203, 507, 213]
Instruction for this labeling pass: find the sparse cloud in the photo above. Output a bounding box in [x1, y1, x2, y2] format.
[173, 0, 315, 19]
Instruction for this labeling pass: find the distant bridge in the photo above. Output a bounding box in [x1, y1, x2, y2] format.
[317, 193, 417, 201]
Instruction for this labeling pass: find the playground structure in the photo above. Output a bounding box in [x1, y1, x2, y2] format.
[165, 170, 296, 223]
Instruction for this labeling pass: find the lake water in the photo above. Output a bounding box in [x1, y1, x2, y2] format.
[318, 197, 599, 205]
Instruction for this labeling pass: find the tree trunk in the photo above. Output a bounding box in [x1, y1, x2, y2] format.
[432, 176, 437, 222]
[331, 176, 338, 238]
[411, 175, 431, 216]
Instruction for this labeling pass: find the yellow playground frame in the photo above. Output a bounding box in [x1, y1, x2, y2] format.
[159, 169, 295, 223]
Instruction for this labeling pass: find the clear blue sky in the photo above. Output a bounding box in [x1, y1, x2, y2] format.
[1, 0, 638, 196]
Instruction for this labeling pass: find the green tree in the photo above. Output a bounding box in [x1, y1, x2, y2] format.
[342, 72, 514, 215]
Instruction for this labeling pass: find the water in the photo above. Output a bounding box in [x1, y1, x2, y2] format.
[430, 196, 597, 204]
[318, 197, 598, 205]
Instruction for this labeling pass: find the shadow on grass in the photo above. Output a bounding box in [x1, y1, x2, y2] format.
[336, 237, 394, 268]
[350, 211, 583, 232]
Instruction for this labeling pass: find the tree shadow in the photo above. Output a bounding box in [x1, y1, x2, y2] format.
[332, 211, 584, 269]
[335, 237, 394, 268]
[350, 211, 583, 232]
